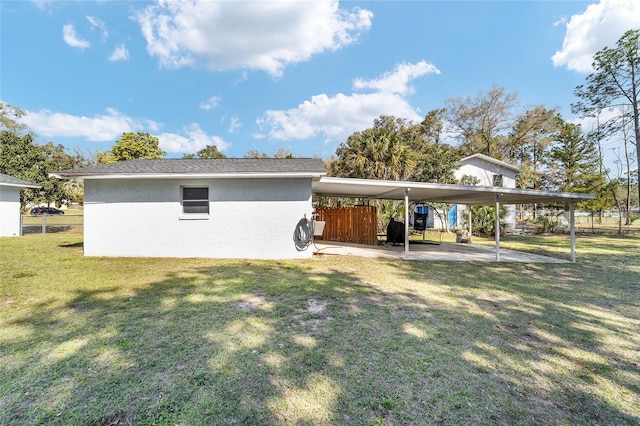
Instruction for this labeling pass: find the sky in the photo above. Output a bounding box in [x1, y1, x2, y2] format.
[1, 0, 639, 171]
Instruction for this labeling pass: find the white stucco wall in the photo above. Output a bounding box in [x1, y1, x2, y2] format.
[0, 186, 22, 237]
[454, 158, 518, 188]
[83, 178, 314, 259]
[454, 158, 519, 229]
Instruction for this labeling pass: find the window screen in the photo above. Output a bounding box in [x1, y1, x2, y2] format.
[182, 187, 209, 214]
[492, 174, 504, 187]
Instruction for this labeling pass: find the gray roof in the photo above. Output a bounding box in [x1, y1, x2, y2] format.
[0, 173, 40, 188]
[52, 158, 327, 179]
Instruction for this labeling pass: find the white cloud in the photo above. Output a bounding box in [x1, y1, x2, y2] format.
[33, 1, 54, 12]
[87, 16, 108, 41]
[18, 107, 227, 154]
[107, 43, 129, 62]
[552, 17, 567, 28]
[353, 62, 440, 95]
[108, 43, 130, 62]
[552, 0, 640, 72]
[62, 24, 90, 50]
[257, 61, 439, 142]
[199, 95, 221, 110]
[228, 116, 241, 133]
[158, 123, 230, 153]
[20, 108, 155, 141]
[134, 0, 373, 76]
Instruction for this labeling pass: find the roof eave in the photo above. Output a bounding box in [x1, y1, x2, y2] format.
[459, 153, 523, 173]
[0, 182, 41, 189]
[50, 171, 326, 180]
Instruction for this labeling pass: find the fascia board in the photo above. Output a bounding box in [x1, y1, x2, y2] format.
[50, 172, 325, 180]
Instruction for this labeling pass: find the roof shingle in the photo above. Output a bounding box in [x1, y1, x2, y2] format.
[53, 158, 327, 178]
[0, 173, 40, 188]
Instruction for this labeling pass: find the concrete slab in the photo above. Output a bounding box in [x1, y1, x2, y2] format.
[313, 241, 569, 263]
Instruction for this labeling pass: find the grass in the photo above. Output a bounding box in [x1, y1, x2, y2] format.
[1, 231, 639, 425]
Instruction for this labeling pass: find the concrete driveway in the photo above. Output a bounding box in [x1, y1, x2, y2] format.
[313, 241, 569, 263]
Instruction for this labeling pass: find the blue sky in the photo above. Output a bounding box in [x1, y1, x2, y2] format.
[1, 0, 639, 170]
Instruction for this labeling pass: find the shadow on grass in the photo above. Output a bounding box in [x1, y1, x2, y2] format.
[59, 241, 84, 248]
[22, 225, 80, 235]
[1, 250, 639, 425]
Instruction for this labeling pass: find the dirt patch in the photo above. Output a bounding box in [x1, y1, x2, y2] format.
[236, 295, 269, 312]
[306, 298, 327, 314]
[291, 298, 333, 334]
[96, 411, 129, 426]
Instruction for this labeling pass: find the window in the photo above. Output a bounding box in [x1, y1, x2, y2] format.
[492, 174, 504, 187]
[182, 186, 209, 214]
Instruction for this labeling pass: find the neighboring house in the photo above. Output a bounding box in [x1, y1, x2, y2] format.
[52, 158, 326, 259]
[0, 173, 40, 237]
[453, 153, 522, 229]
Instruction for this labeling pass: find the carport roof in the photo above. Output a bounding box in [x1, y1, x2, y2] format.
[312, 177, 595, 205]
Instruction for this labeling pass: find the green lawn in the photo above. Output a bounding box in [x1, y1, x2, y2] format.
[1, 232, 638, 425]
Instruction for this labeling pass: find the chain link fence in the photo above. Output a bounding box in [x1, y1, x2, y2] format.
[21, 214, 83, 235]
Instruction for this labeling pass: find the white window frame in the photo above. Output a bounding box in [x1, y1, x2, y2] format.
[492, 174, 504, 187]
[180, 186, 210, 220]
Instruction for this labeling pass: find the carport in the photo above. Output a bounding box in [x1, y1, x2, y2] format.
[312, 177, 596, 262]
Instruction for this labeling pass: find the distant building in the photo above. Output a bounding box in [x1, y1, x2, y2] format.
[454, 153, 522, 229]
[0, 174, 40, 237]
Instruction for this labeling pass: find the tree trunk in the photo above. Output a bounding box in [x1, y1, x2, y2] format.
[632, 73, 640, 211]
[610, 183, 623, 234]
[625, 135, 632, 225]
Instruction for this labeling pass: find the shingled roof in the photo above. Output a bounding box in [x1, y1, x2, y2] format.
[0, 173, 40, 188]
[51, 158, 327, 179]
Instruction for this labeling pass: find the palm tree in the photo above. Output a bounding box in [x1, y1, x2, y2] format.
[335, 127, 414, 181]
[62, 178, 84, 205]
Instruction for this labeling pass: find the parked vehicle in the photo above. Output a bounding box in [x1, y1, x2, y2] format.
[30, 207, 64, 216]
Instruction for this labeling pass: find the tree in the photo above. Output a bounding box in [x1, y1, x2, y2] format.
[546, 122, 601, 193]
[445, 86, 518, 158]
[573, 29, 640, 206]
[0, 102, 29, 134]
[63, 178, 84, 205]
[419, 108, 447, 146]
[243, 148, 293, 158]
[0, 131, 48, 209]
[1, 104, 86, 208]
[410, 144, 460, 184]
[508, 106, 562, 189]
[329, 125, 414, 180]
[98, 132, 165, 164]
[468, 205, 508, 236]
[183, 144, 226, 159]
[0, 132, 81, 209]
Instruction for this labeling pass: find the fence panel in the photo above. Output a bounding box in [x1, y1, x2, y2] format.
[315, 206, 378, 245]
[21, 214, 84, 235]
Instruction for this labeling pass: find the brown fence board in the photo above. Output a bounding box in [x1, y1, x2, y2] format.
[315, 206, 378, 245]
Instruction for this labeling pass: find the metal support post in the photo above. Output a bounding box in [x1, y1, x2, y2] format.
[495, 195, 500, 261]
[570, 200, 576, 262]
[404, 188, 410, 258]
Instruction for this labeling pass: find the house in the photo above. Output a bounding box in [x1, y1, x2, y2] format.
[53, 158, 593, 262]
[0, 173, 40, 237]
[453, 153, 522, 229]
[52, 158, 326, 259]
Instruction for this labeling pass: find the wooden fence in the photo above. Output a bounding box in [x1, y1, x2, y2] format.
[314, 206, 378, 245]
